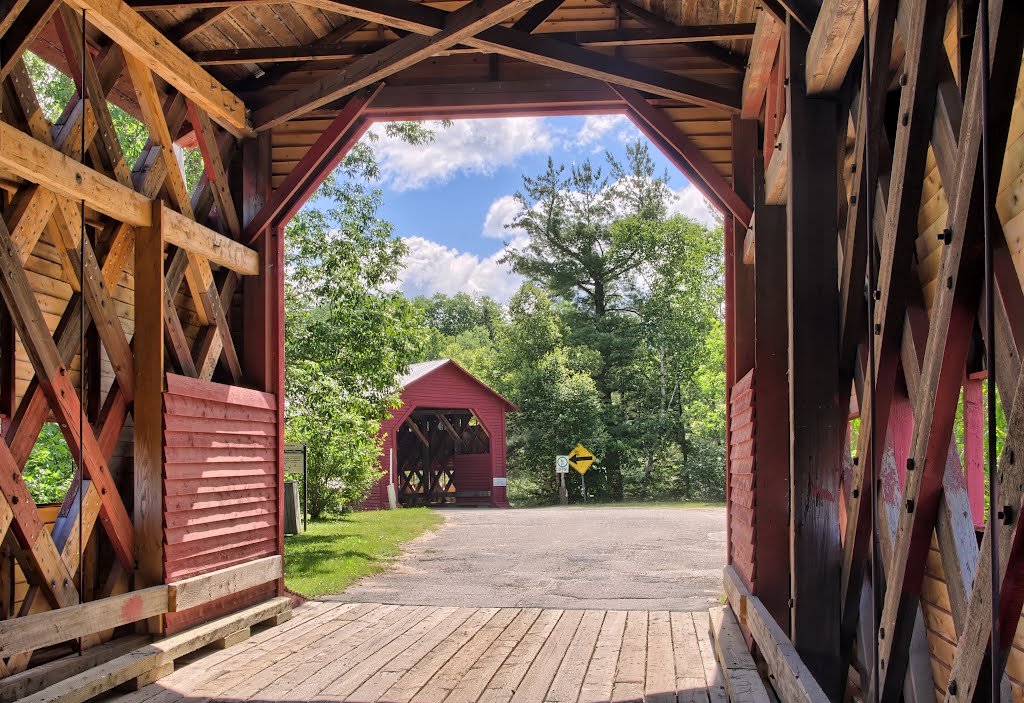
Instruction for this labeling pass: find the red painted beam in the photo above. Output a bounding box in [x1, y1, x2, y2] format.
[243, 85, 381, 243]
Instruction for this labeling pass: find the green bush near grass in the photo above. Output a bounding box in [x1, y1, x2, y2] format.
[284, 508, 442, 598]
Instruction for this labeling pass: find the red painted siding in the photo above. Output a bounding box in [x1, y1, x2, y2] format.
[367, 361, 513, 509]
[162, 374, 280, 634]
[729, 369, 755, 590]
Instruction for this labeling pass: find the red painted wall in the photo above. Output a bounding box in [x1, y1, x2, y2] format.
[368, 361, 513, 509]
[162, 374, 280, 634]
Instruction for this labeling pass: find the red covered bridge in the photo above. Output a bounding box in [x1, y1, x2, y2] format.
[364, 360, 517, 510]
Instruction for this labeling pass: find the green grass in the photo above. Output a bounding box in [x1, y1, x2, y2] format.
[284, 508, 443, 598]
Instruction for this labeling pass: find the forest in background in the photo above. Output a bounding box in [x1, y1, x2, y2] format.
[283, 125, 728, 513]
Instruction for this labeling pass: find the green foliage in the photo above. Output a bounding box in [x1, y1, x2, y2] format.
[284, 508, 442, 597]
[284, 124, 436, 516]
[23, 424, 76, 504]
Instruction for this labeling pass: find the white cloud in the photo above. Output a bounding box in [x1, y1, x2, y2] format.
[482, 195, 526, 239]
[667, 184, 720, 227]
[399, 236, 525, 302]
[368, 118, 554, 191]
[575, 115, 627, 147]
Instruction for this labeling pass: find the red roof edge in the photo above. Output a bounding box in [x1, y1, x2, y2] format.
[403, 359, 519, 412]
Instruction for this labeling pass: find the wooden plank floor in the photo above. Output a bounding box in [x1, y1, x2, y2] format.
[102, 601, 731, 703]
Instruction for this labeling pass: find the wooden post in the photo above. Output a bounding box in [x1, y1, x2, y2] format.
[134, 200, 165, 628]
[784, 17, 843, 698]
[752, 157, 790, 633]
[731, 116, 757, 380]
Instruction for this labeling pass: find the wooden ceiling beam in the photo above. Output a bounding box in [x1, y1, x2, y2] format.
[804, 0, 876, 94]
[253, 0, 543, 128]
[167, 8, 229, 43]
[65, 0, 251, 135]
[511, 0, 563, 32]
[244, 85, 380, 240]
[0, 0, 61, 83]
[294, 0, 740, 112]
[196, 25, 757, 65]
[740, 12, 780, 118]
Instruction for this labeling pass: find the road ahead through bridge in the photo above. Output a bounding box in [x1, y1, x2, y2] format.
[334, 506, 727, 611]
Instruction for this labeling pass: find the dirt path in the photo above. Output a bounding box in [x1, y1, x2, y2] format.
[333, 505, 727, 611]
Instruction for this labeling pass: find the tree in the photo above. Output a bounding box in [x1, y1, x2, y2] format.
[284, 126, 434, 515]
[492, 141, 727, 503]
[491, 284, 608, 500]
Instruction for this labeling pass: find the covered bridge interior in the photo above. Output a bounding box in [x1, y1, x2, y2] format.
[0, 0, 1022, 699]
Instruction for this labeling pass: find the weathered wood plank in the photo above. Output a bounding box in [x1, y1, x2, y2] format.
[725, 565, 831, 703]
[0, 586, 167, 658]
[64, 0, 249, 134]
[167, 555, 282, 612]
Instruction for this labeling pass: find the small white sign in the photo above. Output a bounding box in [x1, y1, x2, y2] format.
[493, 477, 507, 487]
[555, 455, 570, 473]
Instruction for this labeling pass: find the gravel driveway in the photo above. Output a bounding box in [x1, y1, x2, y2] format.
[333, 505, 727, 611]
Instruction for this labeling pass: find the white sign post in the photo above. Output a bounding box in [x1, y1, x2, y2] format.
[555, 455, 569, 505]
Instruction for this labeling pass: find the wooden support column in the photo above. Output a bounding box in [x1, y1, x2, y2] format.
[134, 201, 165, 619]
[240, 133, 273, 387]
[752, 157, 790, 633]
[732, 117, 757, 380]
[784, 18, 843, 698]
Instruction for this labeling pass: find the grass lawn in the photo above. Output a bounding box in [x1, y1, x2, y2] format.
[284, 508, 442, 598]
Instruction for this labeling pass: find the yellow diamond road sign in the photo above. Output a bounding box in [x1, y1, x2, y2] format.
[568, 443, 595, 474]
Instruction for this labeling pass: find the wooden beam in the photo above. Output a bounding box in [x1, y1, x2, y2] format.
[167, 7, 227, 42]
[186, 100, 241, 238]
[405, 418, 429, 447]
[167, 555, 282, 611]
[616, 84, 751, 227]
[0, 635, 150, 702]
[510, 0, 562, 32]
[709, 606, 773, 703]
[0, 586, 167, 658]
[804, 0, 876, 94]
[784, 19, 843, 698]
[434, 413, 462, 446]
[134, 200, 165, 597]
[64, 0, 250, 135]
[294, 0, 741, 112]
[0, 0, 60, 82]
[764, 113, 789, 204]
[874, 0, 1024, 695]
[254, 0, 542, 128]
[741, 11, 781, 118]
[751, 156, 790, 631]
[244, 86, 379, 241]
[838, 0, 941, 667]
[0, 215, 135, 571]
[724, 565, 830, 703]
[0, 121, 259, 275]
[196, 24, 758, 64]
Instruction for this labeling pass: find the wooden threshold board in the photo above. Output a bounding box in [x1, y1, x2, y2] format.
[19, 597, 291, 703]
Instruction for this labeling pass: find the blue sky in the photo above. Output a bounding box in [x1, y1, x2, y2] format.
[355, 115, 718, 301]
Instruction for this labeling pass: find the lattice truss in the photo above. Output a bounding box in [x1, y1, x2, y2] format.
[0, 0, 260, 677]
[767, 0, 1024, 698]
[396, 413, 490, 504]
